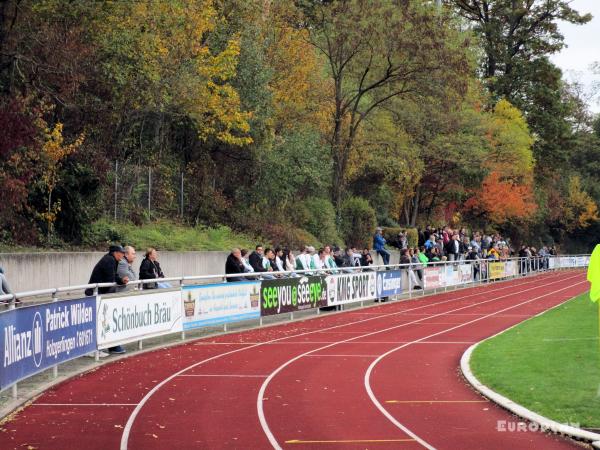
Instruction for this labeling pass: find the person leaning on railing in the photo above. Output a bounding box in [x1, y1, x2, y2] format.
[0, 266, 14, 302]
[85, 245, 129, 297]
[401, 248, 422, 289]
[117, 246, 137, 292]
[225, 248, 245, 282]
[85, 245, 129, 355]
[139, 247, 165, 289]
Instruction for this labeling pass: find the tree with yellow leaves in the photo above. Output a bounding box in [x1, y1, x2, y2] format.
[562, 176, 599, 232]
[96, 0, 251, 146]
[41, 123, 84, 237]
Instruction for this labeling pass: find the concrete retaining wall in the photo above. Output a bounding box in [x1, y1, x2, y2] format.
[0, 251, 229, 293]
[0, 250, 400, 293]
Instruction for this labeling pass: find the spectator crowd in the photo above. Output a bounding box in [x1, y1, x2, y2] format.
[224, 225, 558, 283]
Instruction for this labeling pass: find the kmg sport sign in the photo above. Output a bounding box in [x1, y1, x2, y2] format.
[326, 272, 377, 306]
[97, 290, 182, 349]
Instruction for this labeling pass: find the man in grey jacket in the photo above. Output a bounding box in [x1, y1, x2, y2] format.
[117, 246, 138, 292]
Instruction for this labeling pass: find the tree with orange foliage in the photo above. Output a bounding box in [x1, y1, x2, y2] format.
[475, 171, 537, 224]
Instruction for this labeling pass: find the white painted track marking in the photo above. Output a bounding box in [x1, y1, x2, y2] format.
[364, 279, 587, 449]
[256, 273, 582, 450]
[118, 272, 567, 449]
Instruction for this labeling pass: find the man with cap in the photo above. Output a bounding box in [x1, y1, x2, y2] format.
[85, 245, 129, 354]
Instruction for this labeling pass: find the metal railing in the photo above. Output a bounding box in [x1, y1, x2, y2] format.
[0, 254, 589, 402]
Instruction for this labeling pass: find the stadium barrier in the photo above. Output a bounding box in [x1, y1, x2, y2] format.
[0, 255, 589, 398]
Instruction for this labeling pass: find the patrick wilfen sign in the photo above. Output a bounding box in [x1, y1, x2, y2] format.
[1, 297, 97, 389]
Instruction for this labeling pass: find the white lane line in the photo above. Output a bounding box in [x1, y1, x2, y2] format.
[364, 279, 587, 449]
[256, 273, 582, 450]
[34, 403, 137, 406]
[119, 273, 555, 450]
[177, 374, 268, 378]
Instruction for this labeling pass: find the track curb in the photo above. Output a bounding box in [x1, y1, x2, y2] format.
[461, 337, 600, 448]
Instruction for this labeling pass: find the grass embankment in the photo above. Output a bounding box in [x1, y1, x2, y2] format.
[84, 220, 264, 251]
[0, 220, 265, 253]
[470, 293, 600, 429]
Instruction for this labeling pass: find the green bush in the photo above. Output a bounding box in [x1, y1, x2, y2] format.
[297, 197, 342, 246]
[263, 223, 320, 249]
[405, 228, 419, 248]
[340, 197, 377, 248]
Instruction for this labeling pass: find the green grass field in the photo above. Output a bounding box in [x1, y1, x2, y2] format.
[470, 292, 600, 429]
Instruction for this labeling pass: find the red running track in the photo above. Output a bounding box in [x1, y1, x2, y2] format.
[0, 271, 589, 450]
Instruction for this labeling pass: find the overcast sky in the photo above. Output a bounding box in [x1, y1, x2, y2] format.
[550, 0, 600, 113]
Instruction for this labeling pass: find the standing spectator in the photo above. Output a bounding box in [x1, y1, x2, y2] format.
[85, 245, 129, 355]
[0, 266, 13, 301]
[351, 247, 363, 266]
[445, 234, 461, 261]
[117, 246, 137, 292]
[424, 234, 436, 251]
[398, 232, 409, 251]
[225, 248, 245, 282]
[410, 248, 424, 284]
[342, 248, 355, 269]
[361, 248, 373, 268]
[466, 246, 480, 280]
[333, 247, 345, 268]
[139, 248, 165, 289]
[85, 245, 129, 296]
[470, 234, 481, 253]
[400, 248, 421, 289]
[423, 225, 432, 244]
[373, 228, 391, 267]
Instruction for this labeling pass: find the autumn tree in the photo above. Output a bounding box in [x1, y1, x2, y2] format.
[39, 122, 84, 238]
[299, 0, 471, 211]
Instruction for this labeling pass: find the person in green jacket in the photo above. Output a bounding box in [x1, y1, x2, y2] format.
[416, 246, 429, 267]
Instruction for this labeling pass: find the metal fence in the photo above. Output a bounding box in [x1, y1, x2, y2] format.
[0, 255, 590, 402]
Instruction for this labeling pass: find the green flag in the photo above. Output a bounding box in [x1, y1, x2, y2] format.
[587, 244, 600, 302]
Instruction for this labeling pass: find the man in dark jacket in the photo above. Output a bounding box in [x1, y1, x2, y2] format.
[85, 245, 129, 296]
[85, 245, 128, 355]
[445, 234, 463, 261]
[249, 245, 267, 273]
[225, 248, 245, 282]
